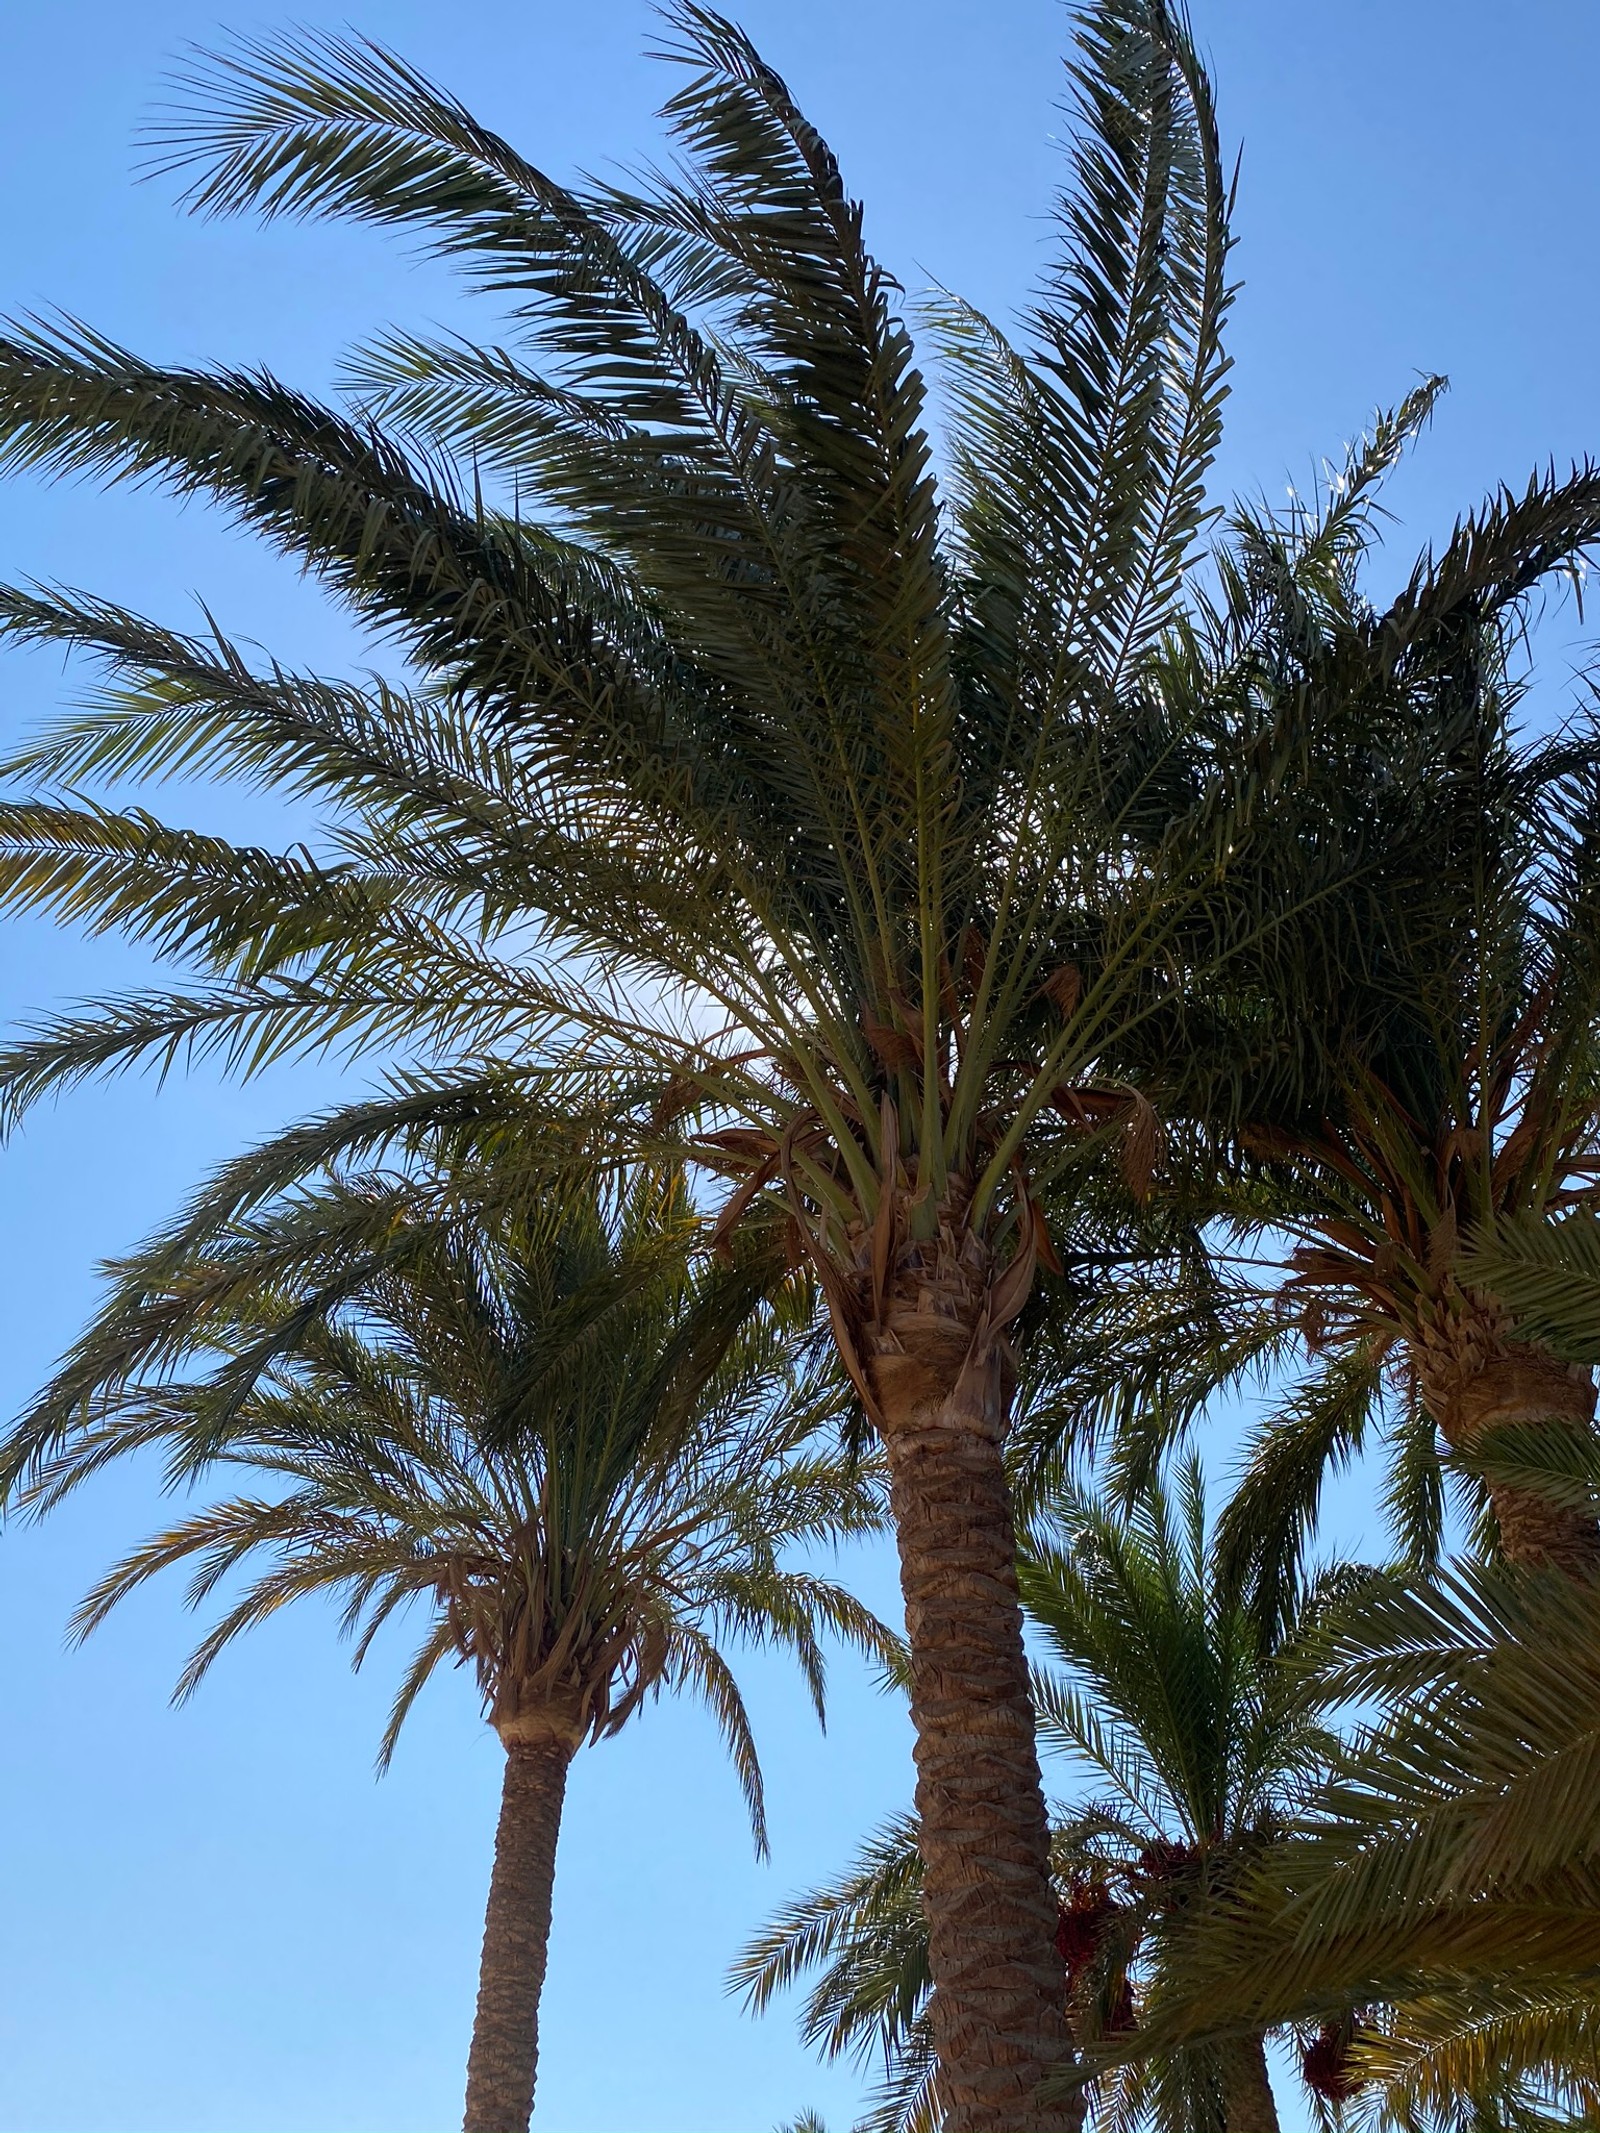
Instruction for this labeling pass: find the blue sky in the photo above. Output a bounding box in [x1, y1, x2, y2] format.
[1, 2, 1598, 2127]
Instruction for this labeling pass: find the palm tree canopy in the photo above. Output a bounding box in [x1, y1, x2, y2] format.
[0, 16, 1260, 2115]
[1106, 434, 1600, 1592]
[5, 1152, 895, 1842]
[3, 0, 1595, 1663]
[0, 0, 1560, 1636]
[8, 7, 1600, 2118]
[1025, 1455, 1343, 1853]
[1163, 434, 1600, 1391]
[0, 0, 1592, 1635]
[0, 0, 1363, 1328]
[1041, 403, 1600, 1604]
[1243, 680, 1600, 1359]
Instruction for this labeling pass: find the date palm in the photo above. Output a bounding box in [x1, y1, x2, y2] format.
[1122, 1556, 1600, 2130]
[735, 1462, 1351, 2133]
[3, 1153, 894, 2133]
[991, 396, 1600, 1614]
[1164, 434, 1600, 1579]
[0, 5, 1285, 2114]
[1119, 1197, 1600, 2113]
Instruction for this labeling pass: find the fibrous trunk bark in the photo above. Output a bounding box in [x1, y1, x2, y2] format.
[1415, 1298, 1600, 1574]
[1216, 2033, 1279, 2132]
[462, 1721, 574, 2133]
[866, 1254, 1077, 2133]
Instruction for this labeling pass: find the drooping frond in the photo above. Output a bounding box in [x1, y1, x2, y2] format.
[1216, 1348, 1384, 1642]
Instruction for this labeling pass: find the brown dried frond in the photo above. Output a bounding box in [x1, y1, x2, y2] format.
[694, 1126, 779, 1167]
[1040, 963, 1083, 1020]
[862, 1018, 921, 1072]
[1030, 1195, 1065, 1278]
[959, 923, 989, 995]
[1239, 1122, 1300, 1161]
[1121, 1092, 1163, 1202]
[650, 1075, 701, 1131]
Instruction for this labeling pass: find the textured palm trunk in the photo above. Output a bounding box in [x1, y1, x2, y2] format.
[865, 1250, 1078, 2133]
[462, 1721, 575, 2133]
[1216, 2034, 1279, 2131]
[1415, 1301, 1600, 1574]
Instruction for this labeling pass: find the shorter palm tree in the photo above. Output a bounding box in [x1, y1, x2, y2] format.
[734, 1461, 1350, 2132]
[1125, 1554, 1600, 2129]
[6, 1158, 895, 2133]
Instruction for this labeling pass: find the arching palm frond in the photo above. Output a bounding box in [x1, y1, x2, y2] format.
[1460, 1212, 1600, 1366]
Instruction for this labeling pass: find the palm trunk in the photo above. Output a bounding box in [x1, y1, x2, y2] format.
[1417, 1310, 1600, 1574]
[868, 1286, 1077, 2133]
[1216, 2034, 1279, 2132]
[462, 1723, 574, 2133]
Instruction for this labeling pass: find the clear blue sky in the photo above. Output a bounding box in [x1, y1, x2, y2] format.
[1, 3, 1596, 2128]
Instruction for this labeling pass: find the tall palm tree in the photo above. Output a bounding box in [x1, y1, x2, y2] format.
[0, 7, 1266, 2114]
[734, 1462, 1351, 2132]
[1157, 435, 1600, 1580]
[4, 1155, 894, 2133]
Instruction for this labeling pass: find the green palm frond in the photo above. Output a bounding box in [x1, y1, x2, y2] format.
[1216, 1347, 1385, 1640]
[1381, 462, 1600, 659]
[731, 1811, 937, 2127]
[1344, 1980, 1600, 2132]
[1119, 1563, 1600, 2112]
[1460, 1214, 1600, 1365]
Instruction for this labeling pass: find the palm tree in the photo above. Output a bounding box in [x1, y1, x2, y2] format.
[4, 1155, 895, 2133]
[1156, 434, 1600, 1580]
[1119, 1555, 1600, 2130]
[734, 1462, 1352, 2132]
[0, 7, 1264, 2114]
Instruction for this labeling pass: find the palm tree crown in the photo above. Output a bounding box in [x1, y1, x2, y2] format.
[1172, 447, 1600, 1581]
